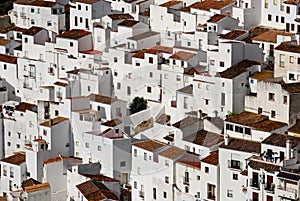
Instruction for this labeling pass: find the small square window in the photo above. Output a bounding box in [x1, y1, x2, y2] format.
[258, 107, 263, 114]
[114, 57, 118, 62]
[98, 146, 102, 151]
[147, 86, 152, 93]
[233, 173, 238, 180]
[205, 167, 209, 173]
[220, 61, 225, 67]
[165, 176, 169, 184]
[120, 161, 126, 167]
[70, 42, 73, 47]
[85, 142, 89, 148]
[7, 142, 11, 147]
[271, 110, 276, 118]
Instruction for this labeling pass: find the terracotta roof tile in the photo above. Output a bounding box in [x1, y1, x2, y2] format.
[132, 139, 166, 152]
[177, 152, 201, 168]
[22, 26, 44, 36]
[282, 82, 300, 93]
[284, 0, 300, 5]
[0, 38, 11, 46]
[201, 150, 219, 165]
[220, 30, 247, 39]
[25, 182, 50, 193]
[0, 54, 18, 64]
[172, 116, 201, 129]
[57, 29, 91, 40]
[252, 30, 293, 43]
[30, 1, 56, 7]
[219, 60, 261, 79]
[107, 14, 133, 20]
[248, 159, 281, 173]
[1, 153, 26, 165]
[118, 20, 139, 27]
[275, 41, 300, 53]
[190, 0, 236, 11]
[219, 138, 261, 153]
[76, 180, 120, 201]
[250, 71, 274, 80]
[101, 118, 123, 127]
[262, 133, 300, 148]
[207, 14, 227, 23]
[15, 102, 37, 113]
[40, 116, 68, 127]
[169, 51, 196, 61]
[159, 1, 182, 7]
[226, 111, 287, 132]
[0, 26, 28, 34]
[159, 146, 186, 159]
[182, 130, 223, 147]
[288, 119, 300, 134]
[133, 46, 173, 58]
[22, 178, 41, 189]
[54, 81, 68, 87]
[88, 93, 118, 104]
[80, 174, 120, 182]
[156, 114, 170, 125]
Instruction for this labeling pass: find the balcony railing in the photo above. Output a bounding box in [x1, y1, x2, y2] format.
[278, 185, 297, 193]
[228, 160, 242, 170]
[265, 184, 275, 193]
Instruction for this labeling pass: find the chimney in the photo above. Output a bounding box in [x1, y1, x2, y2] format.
[286, 140, 291, 159]
[224, 134, 229, 146]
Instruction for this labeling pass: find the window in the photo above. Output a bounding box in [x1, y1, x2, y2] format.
[205, 167, 209, 173]
[226, 123, 233, 131]
[206, 85, 210, 90]
[205, 99, 209, 105]
[184, 172, 189, 184]
[185, 186, 189, 193]
[283, 95, 288, 104]
[176, 75, 181, 81]
[149, 57, 153, 64]
[78, 4, 81, 10]
[153, 188, 157, 200]
[163, 192, 167, 199]
[269, 93, 275, 101]
[7, 142, 11, 146]
[31, 8, 34, 13]
[144, 152, 147, 160]
[268, 14, 272, 21]
[198, 83, 201, 89]
[233, 173, 238, 180]
[75, 141, 79, 146]
[289, 73, 295, 80]
[184, 97, 188, 109]
[197, 175, 201, 180]
[43, 129, 47, 136]
[24, 37, 28, 43]
[120, 161, 126, 167]
[258, 107, 263, 114]
[165, 160, 169, 167]
[235, 126, 243, 133]
[97, 145, 102, 151]
[3, 165, 7, 176]
[70, 42, 73, 47]
[87, 86, 91, 92]
[31, 19, 35, 25]
[149, 72, 153, 78]
[183, 21, 186, 26]
[245, 128, 251, 135]
[8, 131, 11, 136]
[298, 57, 300, 64]
[287, 6, 290, 13]
[210, 59, 215, 66]
[114, 57, 118, 62]
[47, 21, 52, 26]
[134, 181, 137, 188]
[55, 110, 59, 116]
[271, 110, 276, 118]
[75, 16, 78, 26]
[181, 61, 184, 67]
[147, 86, 152, 93]
[187, 41, 191, 46]
[134, 149, 137, 157]
[220, 61, 225, 67]
[221, 93, 225, 106]
[276, 15, 279, 22]
[227, 189, 233, 197]
[127, 86, 131, 96]
[86, 6, 88, 11]
[165, 176, 169, 184]
[281, 16, 285, 23]
[16, 144, 20, 148]
[291, 24, 295, 31]
[135, 61, 140, 66]
[116, 82, 121, 90]
[85, 142, 89, 148]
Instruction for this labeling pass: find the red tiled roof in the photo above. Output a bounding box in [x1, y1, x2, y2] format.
[1, 153, 26, 165]
[207, 14, 227, 23]
[57, 29, 91, 40]
[25, 182, 50, 193]
[252, 30, 293, 43]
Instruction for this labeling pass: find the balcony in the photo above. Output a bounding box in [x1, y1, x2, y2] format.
[139, 191, 144, 199]
[265, 184, 275, 194]
[250, 179, 260, 190]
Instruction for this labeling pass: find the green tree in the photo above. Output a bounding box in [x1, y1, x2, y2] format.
[0, 0, 13, 15]
[129, 97, 148, 114]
